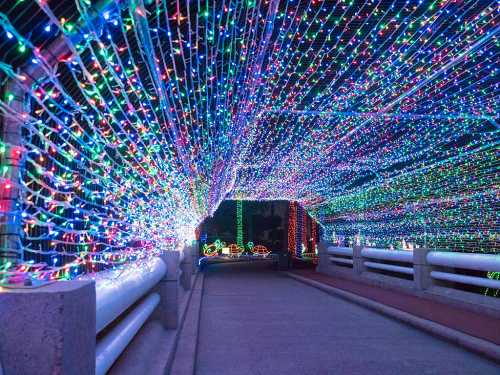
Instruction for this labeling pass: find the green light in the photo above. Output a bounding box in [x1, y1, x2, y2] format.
[236, 200, 243, 248]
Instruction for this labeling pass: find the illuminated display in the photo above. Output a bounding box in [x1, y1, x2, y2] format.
[0, 0, 497, 283]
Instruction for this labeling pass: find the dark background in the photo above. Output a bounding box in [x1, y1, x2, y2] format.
[199, 200, 289, 252]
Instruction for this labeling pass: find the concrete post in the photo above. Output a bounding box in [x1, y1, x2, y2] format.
[0, 280, 96, 375]
[316, 241, 330, 274]
[277, 252, 290, 270]
[180, 244, 193, 290]
[352, 245, 365, 275]
[154, 251, 180, 329]
[413, 248, 432, 290]
[191, 240, 199, 273]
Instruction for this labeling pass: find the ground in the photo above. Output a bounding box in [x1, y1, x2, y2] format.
[196, 262, 498, 375]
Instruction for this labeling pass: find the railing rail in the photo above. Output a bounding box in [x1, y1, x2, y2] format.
[319, 243, 500, 297]
[327, 246, 353, 257]
[94, 257, 167, 334]
[327, 246, 354, 266]
[427, 252, 500, 272]
[362, 248, 413, 263]
[88, 256, 168, 375]
[95, 293, 160, 375]
[430, 271, 500, 290]
[364, 261, 414, 275]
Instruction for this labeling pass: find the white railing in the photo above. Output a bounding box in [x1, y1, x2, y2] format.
[95, 257, 167, 333]
[321, 244, 500, 295]
[91, 257, 167, 375]
[95, 293, 160, 375]
[361, 248, 413, 276]
[427, 252, 500, 272]
[327, 246, 353, 266]
[0, 246, 201, 375]
[427, 252, 500, 290]
[361, 248, 413, 263]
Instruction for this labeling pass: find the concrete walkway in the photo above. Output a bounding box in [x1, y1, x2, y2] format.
[196, 262, 498, 375]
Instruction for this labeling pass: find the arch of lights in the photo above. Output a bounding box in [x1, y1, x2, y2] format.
[0, 0, 498, 280]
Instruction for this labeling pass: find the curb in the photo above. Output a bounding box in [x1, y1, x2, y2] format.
[169, 272, 205, 374]
[285, 272, 500, 364]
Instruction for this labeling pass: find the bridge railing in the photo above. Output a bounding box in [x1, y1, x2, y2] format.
[0, 242, 200, 375]
[94, 256, 167, 375]
[318, 242, 500, 301]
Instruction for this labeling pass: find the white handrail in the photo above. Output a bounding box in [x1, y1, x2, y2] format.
[427, 252, 500, 272]
[330, 256, 354, 265]
[362, 248, 413, 263]
[93, 257, 167, 333]
[430, 271, 500, 290]
[327, 247, 353, 257]
[364, 261, 414, 275]
[319, 242, 500, 300]
[95, 292, 160, 375]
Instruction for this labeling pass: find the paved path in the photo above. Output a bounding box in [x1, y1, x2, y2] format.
[196, 262, 498, 375]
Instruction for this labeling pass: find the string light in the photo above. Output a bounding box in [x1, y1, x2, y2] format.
[0, 0, 497, 284]
[288, 202, 297, 256]
[236, 200, 244, 248]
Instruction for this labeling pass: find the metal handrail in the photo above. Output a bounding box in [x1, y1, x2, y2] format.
[327, 246, 353, 257]
[330, 257, 354, 265]
[95, 293, 160, 375]
[322, 244, 500, 293]
[364, 261, 414, 275]
[94, 257, 167, 333]
[361, 248, 413, 263]
[430, 271, 500, 290]
[427, 252, 500, 272]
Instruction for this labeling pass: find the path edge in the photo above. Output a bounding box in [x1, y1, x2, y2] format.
[168, 271, 205, 374]
[285, 271, 500, 364]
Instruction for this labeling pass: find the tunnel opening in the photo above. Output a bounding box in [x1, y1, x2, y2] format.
[197, 200, 320, 269]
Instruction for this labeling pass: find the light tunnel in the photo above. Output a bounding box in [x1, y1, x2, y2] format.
[0, 1, 499, 374]
[0, 0, 497, 282]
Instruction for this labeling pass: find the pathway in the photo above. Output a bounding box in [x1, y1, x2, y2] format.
[196, 262, 498, 375]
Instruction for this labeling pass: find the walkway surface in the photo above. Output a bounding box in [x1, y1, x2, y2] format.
[196, 262, 498, 375]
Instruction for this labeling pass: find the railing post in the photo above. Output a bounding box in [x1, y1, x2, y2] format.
[191, 240, 199, 273]
[0, 280, 96, 375]
[316, 241, 330, 273]
[352, 245, 365, 275]
[155, 251, 180, 329]
[180, 244, 193, 290]
[413, 248, 432, 290]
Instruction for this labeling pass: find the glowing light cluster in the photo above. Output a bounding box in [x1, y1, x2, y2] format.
[287, 201, 319, 260]
[0, 0, 498, 281]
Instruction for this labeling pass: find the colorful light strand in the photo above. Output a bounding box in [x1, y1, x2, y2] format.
[0, 0, 497, 283]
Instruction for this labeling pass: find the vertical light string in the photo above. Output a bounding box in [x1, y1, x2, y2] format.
[302, 209, 308, 254]
[311, 219, 317, 255]
[0, 0, 497, 284]
[236, 200, 243, 249]
[296, 204, 303, 258]
[287, 201, 297, 257]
